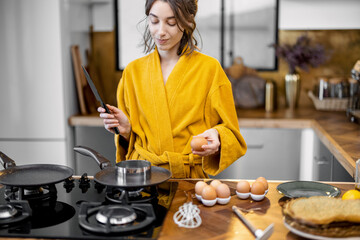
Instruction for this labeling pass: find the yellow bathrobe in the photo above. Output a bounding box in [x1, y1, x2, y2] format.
[115, 49, 247, 178]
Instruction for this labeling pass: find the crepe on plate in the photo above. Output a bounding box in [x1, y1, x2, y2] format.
[283, 196, 360, 238]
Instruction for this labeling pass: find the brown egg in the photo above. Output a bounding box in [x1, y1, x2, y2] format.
[251, 182, 266, 195]
[236, 180, 251, 193]
[201, 185, 217, 200]
[256, 177, 268, 190]
[216, 183, 230, 198]
[210, 179, 222, 189]
[195, 181, 207, 196]
[190, 136, 208, 151]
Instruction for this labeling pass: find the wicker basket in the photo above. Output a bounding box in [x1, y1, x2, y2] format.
[308, 91, 349, 111]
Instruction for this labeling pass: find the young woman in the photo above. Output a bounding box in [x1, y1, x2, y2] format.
[98, 0, 247, 178]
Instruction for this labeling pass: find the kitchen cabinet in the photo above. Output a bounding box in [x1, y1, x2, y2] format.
[213, 127, 354, 182]
[213, 128, 302, 180]
[312, 135, 354, 182]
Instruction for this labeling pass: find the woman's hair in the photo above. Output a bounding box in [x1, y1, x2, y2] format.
[142, 0, 199, 56]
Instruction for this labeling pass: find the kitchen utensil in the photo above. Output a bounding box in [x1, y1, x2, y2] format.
[276, 181, 340, 198]
[73, 146, 171, 188]
[0, 151, 74, 187]
[231, 74, 265, 109]
[347, 60, 360, 124]
[71, 46, 89, 114]
[173, 191, 201, 228]
[233, 206, 273, 239]
[81, 65, 120, 134]
[232, 206, 274, 240]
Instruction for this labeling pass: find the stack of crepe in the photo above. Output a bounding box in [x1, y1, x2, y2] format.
[283, 196, 360, 238]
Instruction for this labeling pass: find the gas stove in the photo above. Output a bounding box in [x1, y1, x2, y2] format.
[0, 174, 176, 239]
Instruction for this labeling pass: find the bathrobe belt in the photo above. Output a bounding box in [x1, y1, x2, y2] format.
[134, 143, 203, 178]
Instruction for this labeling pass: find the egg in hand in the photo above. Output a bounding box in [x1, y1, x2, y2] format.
[191, 136, 208, 151]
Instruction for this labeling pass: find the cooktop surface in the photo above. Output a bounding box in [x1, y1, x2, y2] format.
[0, 174, 176, 239]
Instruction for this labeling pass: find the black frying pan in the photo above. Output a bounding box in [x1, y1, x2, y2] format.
[0, 151, 74, 187]
[73, 146, 171, 188]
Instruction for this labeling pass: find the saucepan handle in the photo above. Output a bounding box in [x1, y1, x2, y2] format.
[0, 151, 16, 169]
[73, 146, 111, 170]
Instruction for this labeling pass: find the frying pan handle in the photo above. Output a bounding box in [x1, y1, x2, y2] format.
[0, 151, 16, 169]
[73, 146, 111, 170]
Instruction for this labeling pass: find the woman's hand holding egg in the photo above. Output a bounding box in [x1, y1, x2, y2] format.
[191, 129, 220, 157]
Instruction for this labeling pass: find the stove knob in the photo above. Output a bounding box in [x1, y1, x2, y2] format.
[94, 182, 105, 193]
[79, 173, 90, 193]
[63, 177, 75, 193]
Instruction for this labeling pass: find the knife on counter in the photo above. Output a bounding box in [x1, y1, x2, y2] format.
[81, 65, 120, 135]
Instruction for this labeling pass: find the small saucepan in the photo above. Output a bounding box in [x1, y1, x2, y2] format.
[0, 151, 74, 187]
[73, 146, 171, 188]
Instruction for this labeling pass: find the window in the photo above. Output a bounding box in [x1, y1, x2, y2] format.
[115, 0, 279, 71]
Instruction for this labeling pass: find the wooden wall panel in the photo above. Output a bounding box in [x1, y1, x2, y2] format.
[90, 30, 122, 107]
[259, 30, 360, 108]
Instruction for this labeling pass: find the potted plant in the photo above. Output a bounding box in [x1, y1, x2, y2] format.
[272, 34, 331, 108]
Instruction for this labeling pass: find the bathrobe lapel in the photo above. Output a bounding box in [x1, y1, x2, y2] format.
[148, 50, 175, 153]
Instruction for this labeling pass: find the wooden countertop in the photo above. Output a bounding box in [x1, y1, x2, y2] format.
[0, 179, 356, 239]
[159, 179, 356, 240]
[68, 107, 360, 178]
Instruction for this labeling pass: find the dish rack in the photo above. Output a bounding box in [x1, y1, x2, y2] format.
[308, 91, 349, 111]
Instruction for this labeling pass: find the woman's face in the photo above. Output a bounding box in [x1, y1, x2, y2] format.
[148, 0, 184, 53]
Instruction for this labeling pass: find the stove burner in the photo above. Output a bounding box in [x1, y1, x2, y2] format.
[23, 187, 46, 196]
[96, 205, 137, 225]
[105, 186, 158, 205]
[79, 202, 156, 234]
[0, 200, 31, 226]
[0, 204, 17, 219]
[4, 184, 58, 210]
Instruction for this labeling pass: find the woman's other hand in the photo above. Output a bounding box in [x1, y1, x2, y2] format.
[97, 104, 131, 140]
[192, 129, 220, 156]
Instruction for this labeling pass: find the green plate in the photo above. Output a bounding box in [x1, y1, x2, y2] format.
[277, 181, 341, 198]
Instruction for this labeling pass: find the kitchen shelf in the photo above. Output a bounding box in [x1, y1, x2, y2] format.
[68, 114, 102, 127]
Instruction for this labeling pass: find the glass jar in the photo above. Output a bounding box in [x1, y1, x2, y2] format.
[329, 77, 341, 98]
[317, 77, 329, 100]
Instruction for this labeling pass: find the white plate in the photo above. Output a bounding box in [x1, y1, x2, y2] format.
[283, 219, 360, 240]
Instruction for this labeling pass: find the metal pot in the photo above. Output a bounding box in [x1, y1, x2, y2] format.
[73, 146, 171, 188]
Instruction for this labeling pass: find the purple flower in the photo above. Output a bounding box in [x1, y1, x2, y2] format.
[271, 35, 331, 74]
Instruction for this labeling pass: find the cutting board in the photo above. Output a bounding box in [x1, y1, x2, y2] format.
[71, 45, 97, 114]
